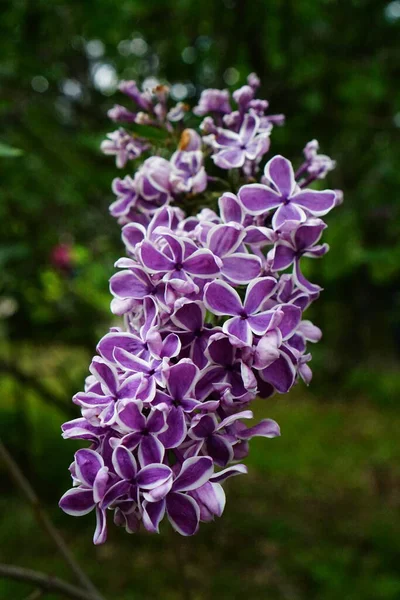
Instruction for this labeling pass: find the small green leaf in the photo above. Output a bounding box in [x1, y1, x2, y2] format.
[130, 123, 169, 141]
[0, 142, 23, 157]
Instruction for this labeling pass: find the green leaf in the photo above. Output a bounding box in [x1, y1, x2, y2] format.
[130, 123, 169, 141]
[0, 141, 23, 157]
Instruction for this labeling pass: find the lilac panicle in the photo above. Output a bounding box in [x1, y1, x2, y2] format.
[60, 73, 341, 543]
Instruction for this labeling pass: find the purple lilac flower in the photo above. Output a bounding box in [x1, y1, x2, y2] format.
[59, 449, 110, 544]
[204, 278, 279, 347]
[207, 113, 270, 170]
[271, 218, 329, 293]
[101, 129, 149, 168]
[61, 72, 340, 542]
[139, 233, 221, 294]
[239, 155, 336, 228]
[193, 89, 231, 116]
[170, 150, 207, 195]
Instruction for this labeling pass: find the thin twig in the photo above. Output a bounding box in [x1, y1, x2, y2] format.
[0, 564, 100, 600]
[0, 439, 105, 600]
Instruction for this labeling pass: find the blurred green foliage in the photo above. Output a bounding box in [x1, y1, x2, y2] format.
[1, 1, 400, 599]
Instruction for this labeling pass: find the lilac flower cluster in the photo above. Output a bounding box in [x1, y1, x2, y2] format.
[60, 74, 341, 543]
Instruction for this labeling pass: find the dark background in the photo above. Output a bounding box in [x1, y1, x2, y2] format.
[1, 1, 400, 598]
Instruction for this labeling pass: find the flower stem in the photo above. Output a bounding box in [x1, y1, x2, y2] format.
[0, 564, 102, 600]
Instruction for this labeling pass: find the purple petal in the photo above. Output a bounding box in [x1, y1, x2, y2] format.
[166, 492, 200, 536]
[113, 505, 140, 534]
[222, 253, 261, 284]
[117, 401, 146, 432]
[112, 446, 137, 480]
[119, 432, 142, 451]
[172, 456, 213, 492]
[180, 398, 201, 412]
[142, 477, 173, 502]
[189, 482, 226, 521]
[206, 435, 233, 467]
[142, 500, 166, 533]
[92, 466, 109, 504]
[206, 335, 235, 366]
[218, 192, 244, 224]
[244, 225, 274, 246]
[245, 135, 270, 160]
[209, 464, 248, 483]
[191, 332, 216, 370]
[90, 357, 118, 397]
[260, 353, 296, 393]
[73, 392, 112, 408]
[293, 190, 336, 215]
[158, 406, 187, 448]
[166, 359, 198, 400]
[244, 277, 277, 314]
[138, 435, 165, 466]
[239, 113, 259, 145]
[74, 449, 103, 487]
[121, 223, 146, 252]
[59, 487, 95, 516]
[254, 331, 281, 369]
[160, 333, 181, 358]
[161, 233, 184, 263]
[214, 128, 240, 146]
[237, 419, 281, 439]
[238, 184, 281, 215]
[304, 243, 329, 258]
[293, 259, 322, 294]
[146, 408, 167, 434]
[109, 194, 135, 217]
[297, 320, 322, 343]
[93, 507, 107, 545]
[277, 304, 302, 339]
[113, 348, 149, 374]
[139, 241, 174, 273]
[136, 464, 172, 489]
[110, 270, 149, 299]
[204, 280, 242, 316]
[265, 155, 295, 197]
[61, 418, 103, 442]
[223, 317, 252, 347]
[101, 480, 131, 510]
[213, 148, 245, 169]
[97, 332, 144, 363]
[272, 243, 295, 271]
[218, 410, 253, 429]
[207, 223, 244, 258]
[272, 203, 306, 229]
[195, 366, 226, 401]
[171, 301, 204, 332]
[294, 220, 326, 250]
[190, 414, 217, 439]
[183, 249, 221, 277]
[248, 310, 279, 336]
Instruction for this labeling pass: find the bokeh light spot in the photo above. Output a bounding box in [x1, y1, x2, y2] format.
[31, 76, 49, 93]
[182, 47, 197, 64]
[86, 39, 105, 59]
[223, 67, 240, 85]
